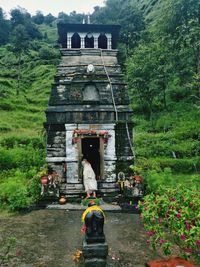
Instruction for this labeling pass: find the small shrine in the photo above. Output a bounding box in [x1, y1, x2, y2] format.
[44, 22, 134, 198]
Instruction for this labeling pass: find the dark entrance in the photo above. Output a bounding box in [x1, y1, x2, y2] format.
[71, 33, 81, 48]
[85, 33, 94, 48]
[98, 33, 107, 49]
[81, 137, 100, 179]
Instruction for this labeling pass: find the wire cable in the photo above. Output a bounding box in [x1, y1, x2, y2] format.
[100, 49, 118, 121]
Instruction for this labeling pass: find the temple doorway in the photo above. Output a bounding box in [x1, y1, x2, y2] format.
[81, 137, 101, 179]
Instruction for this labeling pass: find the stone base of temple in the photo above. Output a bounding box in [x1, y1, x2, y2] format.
[59, 182, 119, 200]
[83, 239, 108, 267]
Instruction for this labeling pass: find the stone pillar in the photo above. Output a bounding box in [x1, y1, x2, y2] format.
[81, 37, 85, 48]
[106, 33, 112, 50]
[93, 33, 99, 49]
[64, 124, 80, 183]
[80, 33, 86, 48]
[83, 240, 108, 267]
[67, 32, 73, 49]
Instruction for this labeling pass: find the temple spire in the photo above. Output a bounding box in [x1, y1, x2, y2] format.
[87, 13, 91, 24]
[82, 13, 85, 24]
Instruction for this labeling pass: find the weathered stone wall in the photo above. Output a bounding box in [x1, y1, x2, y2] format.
[64, 123, 116, 184]
[115, 123, 134, 177]
[45, 47, 134, 197]
[46, 131, 66, 158]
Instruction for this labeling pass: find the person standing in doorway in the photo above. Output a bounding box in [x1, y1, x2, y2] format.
[82, 158, 97, 198]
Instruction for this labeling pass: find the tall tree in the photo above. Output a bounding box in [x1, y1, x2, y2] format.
[91, 0, 145, 54]
[0, 8, 10, 45]
[9, 8, 42, 95]
[10, 24, 29, 95]
[44, 13, 56, 25]
[10, 7, 42, 39]
[126, 41, 172, 119]
[155, 0, 200, 97]
[32, 11, 44, 25]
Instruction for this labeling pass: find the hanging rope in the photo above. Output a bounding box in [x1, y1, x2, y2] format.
[100, 48, 135, 158]
[100, 49, 118, 122]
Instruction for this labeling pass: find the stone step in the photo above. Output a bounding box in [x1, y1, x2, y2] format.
[65, 183, 84, 190]
[61, 182, 118, 190]
[59, 182, 119, 200]
[61, 188, 118, 194]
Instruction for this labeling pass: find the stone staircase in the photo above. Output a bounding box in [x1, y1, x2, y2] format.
[59, 182, 119, 201]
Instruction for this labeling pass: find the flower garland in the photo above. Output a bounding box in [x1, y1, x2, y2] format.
[81, 205, 105, 222]
[72, 129, 110, 144]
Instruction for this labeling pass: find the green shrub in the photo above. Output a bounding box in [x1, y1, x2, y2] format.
[156, 157, 199, 173]
[0, 136, 45, 149]
[131, 157, 161, 173]
[0, 123, 12, 132]
[38, 46, 58, 60]
[0, 101, 15, 111]
[0, 169, 41, 211]
[144, 168, 175, 193]
[27, 173, 41, 203]
[0, 172, 31, 210]
[139, 186, 200, 260]
[133, 157, 200, 174]
[0, 144, 45, 171]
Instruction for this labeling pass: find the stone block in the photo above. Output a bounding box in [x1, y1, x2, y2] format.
[84, 258, 107, 267]
[83, 240, 108, 260]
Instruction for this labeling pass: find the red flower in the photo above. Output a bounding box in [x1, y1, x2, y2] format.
[147, 231, 156, 237]
[159, 239, 166, 244]
[196, 240, 200, 246]
[185, 222, 191, 230]
[180, 234, 186, 240]
[176, 213, 181, 219]
[80, 224, 86, 234]
[184, 247, 192, 253]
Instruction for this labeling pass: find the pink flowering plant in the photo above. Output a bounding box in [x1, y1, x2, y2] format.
[138, 185, 200, 261]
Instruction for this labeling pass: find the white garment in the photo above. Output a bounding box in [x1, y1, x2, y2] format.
[82, 161, 97, 192]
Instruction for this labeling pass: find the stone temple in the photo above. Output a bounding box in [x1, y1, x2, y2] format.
[44, 22, 134, 198]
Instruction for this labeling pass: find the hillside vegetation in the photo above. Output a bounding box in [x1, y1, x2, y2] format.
[92, 0, 200, 180]
[0, 10, 59, 209]
[0, 1, 200, 211]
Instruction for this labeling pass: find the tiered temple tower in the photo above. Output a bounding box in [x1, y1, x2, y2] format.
[45, 23, 134, 198]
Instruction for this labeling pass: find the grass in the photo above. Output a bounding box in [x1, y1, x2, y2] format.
[0, 48, 56, 139]
[0, 24, 57, 211]
[0, 21, 199, 210]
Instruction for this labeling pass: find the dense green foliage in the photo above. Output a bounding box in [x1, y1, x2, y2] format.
[0, 1, 199, 211]
[0, 8, 59, 210]
[91, 0, 200, 175]
[139, 185, 200, 260]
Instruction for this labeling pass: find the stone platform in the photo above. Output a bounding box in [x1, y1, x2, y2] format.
[83, 239, 108, 267]
[46, 202, 122, 211]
